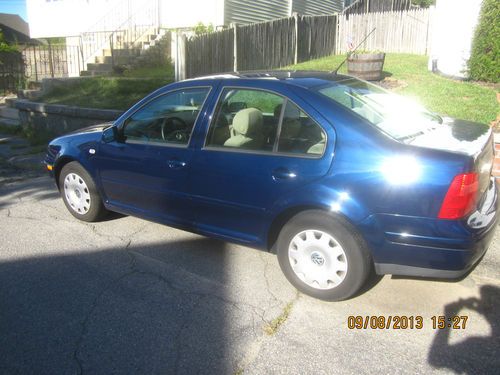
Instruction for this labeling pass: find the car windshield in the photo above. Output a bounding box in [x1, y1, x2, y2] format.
[314, 78, 442, 140]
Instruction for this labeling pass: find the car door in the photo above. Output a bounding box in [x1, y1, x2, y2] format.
[189, 85, 334, 244]
[96, 86, 213, 225]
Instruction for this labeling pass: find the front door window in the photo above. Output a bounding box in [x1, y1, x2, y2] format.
[123, 87, 211, 145]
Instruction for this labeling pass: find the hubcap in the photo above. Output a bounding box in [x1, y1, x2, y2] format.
[64, 173, 91, 215]
[288, 230, 348, 290]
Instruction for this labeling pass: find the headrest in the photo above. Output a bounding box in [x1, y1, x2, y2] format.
[233, 108, 263, 136]
[274, 103, 301, 120]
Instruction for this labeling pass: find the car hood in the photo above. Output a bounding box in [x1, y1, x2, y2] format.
[407, 118, 491, 157]
[68, 122, 114, 135]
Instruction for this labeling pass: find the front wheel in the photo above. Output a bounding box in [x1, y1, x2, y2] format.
[276, 210, 371, 301]
[59, 161, 108, 222]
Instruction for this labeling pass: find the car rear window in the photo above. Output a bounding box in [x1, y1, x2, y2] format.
[314, 78, 442, 141]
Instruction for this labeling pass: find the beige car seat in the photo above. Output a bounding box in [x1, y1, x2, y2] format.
[224, 108, 264, 149]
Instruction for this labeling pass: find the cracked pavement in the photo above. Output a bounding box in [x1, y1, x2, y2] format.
[1, 175, 499, 374]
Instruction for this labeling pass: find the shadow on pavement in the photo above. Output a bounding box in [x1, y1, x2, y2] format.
[0, 238, 240, 375]
[428, 285, 500, 374]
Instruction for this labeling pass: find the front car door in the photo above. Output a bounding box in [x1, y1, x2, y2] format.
[189, 83, 334, 245]
[96, 85, 213, 226]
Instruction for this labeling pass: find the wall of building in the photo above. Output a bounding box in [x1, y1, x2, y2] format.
[27, 0, 122, 38]
[428, 0, 483, 79]
[292, 0, 343, 16]
[27, 0, 345, 38]
[224, 0, 290, 25]
[160, 0, 224, 28]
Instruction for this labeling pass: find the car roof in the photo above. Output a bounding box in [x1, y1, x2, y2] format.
[187, 70, 357, 90]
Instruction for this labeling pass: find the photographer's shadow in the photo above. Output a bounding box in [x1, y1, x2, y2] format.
[428, 285, 500, 374]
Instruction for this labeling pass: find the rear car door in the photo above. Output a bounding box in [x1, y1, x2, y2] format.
[96, 86, 213, 225]
[189, 84, 334, 244]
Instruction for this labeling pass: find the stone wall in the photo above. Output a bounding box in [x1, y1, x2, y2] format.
[7, 99, 123, 137]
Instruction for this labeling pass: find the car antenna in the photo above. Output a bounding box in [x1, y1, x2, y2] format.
[331, 27, 377, 75]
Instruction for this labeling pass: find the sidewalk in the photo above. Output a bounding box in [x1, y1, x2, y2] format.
[0, 132, 46, 184]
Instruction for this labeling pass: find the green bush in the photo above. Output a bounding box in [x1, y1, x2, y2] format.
[468, 0, 500, 83]
[411, 0, 435, 8]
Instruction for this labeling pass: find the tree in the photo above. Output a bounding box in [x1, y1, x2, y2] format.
[193, 22, 214, 36]
[0, 28, 18, 52]
[411, 0, 435, 8]
[468, 0, 500, 82]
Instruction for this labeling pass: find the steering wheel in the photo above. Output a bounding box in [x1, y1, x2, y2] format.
[161, 117, 188, 142]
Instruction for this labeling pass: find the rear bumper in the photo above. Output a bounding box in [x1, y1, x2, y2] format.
[362, 178, 499, 278]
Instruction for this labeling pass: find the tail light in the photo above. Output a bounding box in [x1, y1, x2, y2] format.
[438, 173, 479, 219]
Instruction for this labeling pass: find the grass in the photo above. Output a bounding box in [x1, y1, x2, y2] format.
[0, 123, 22, 135]
[263, 301, 294, 335]
[288, 54, 499, 125]
[38, 64, 174, 111]
[123, 64, 174, 79]
[39, 77, 172, 110]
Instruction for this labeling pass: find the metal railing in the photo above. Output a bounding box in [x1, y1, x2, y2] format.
[79, 0, 159, 67]
[22, 43, 83, 82]
[109, 2, 160, 66]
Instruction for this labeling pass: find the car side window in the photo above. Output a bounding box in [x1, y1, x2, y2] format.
[123, 87, 210, 145]
[205, 88, 284, 152]
[276, 101, 327, 156]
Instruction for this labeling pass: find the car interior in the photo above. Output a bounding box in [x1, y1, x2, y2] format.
[123, 89, 208, 145]
[206, 89, 326, 155]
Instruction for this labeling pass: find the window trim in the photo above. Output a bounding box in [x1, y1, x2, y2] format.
[121, 86, 212, 148]
[202, 86, 327, 159]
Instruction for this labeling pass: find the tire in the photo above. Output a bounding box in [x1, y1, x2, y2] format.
[59, 161, 108, 222]
[276, 210, 371, 301]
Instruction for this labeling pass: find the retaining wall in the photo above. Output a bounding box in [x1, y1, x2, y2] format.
[7, 98, 123, 137]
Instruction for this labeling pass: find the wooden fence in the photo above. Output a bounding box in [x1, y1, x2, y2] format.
[297, 15, 337, 63]
[185, 14, 338, 78]
[344, 0, 413, 15]
[236, 17, 296, 71]
[337, 9, 431, 54]
[181, 8, 431, 79]
[186, 28, 234, 78]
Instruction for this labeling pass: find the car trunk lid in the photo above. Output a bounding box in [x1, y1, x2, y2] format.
[408, 118, 494, 208]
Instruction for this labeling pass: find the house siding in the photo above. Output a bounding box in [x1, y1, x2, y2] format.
[292, 0, 343, 15]
[224, 0, 291, 25]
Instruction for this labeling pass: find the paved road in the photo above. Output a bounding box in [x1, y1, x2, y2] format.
[1, 176, 499, 375]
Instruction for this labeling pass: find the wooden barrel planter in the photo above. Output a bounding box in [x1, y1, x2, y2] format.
[347, 53, 386, 81]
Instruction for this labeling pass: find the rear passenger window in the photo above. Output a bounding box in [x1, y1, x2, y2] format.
[205, 88, 326, 156]
[205, 88, 284, 151]
[277, 101, 326, 156]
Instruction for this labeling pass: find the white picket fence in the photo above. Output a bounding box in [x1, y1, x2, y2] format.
[337, 8, 432, 55]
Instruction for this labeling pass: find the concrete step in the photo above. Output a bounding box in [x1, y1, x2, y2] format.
[0, 118, 20, 127]
[80, 70, 113, 77]
[0, 106, 19, 120]
[86, 63, 113, 72]
[95, 55, 112, 64]
[102, 48, 142, 58]
[95, 55, 135, 65]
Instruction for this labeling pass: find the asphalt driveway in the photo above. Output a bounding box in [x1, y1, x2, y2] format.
[0, 175, 499, 374]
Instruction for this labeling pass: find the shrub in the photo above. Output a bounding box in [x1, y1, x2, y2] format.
[411, 0, 435, 8]
[468, 0, 500, 83]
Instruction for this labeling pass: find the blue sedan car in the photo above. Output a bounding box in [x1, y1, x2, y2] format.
[45, 71, 498, 301]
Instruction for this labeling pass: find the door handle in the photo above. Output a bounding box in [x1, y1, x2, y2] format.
[272, 168, 297, 181]
[167, 159, 187, 169]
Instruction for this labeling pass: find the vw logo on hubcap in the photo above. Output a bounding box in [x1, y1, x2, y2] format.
[311, 252, 325, 266]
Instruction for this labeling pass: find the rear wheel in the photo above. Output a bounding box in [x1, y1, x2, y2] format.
[59, 162, 108, 222]
[276, 210, 371, 301]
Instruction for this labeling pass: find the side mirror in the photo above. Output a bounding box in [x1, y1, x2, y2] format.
[102, 126, 119, 143]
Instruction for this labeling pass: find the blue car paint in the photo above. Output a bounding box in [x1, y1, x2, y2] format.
[45, 73, 499, 278]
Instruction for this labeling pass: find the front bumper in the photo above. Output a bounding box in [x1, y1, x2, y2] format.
[362, 178, 499, 278]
